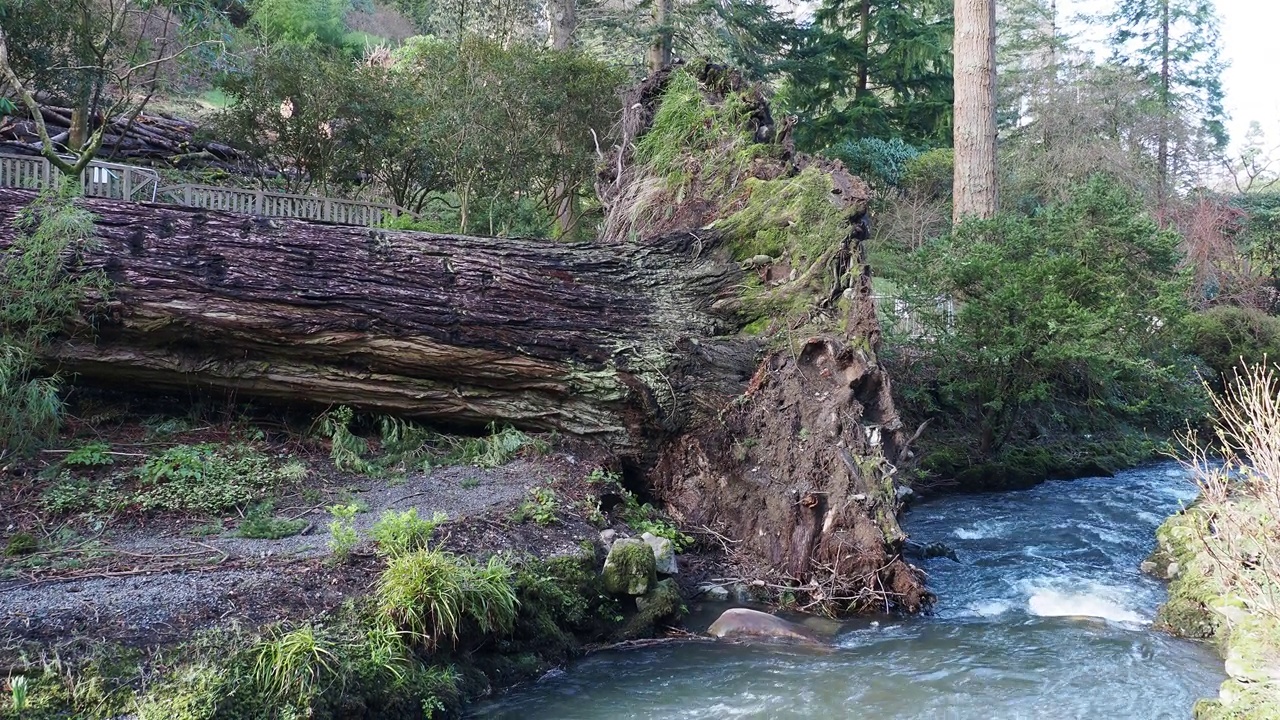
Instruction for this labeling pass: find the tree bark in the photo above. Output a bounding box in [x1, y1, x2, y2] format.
[1157, 0, 1171, 206]
[549, 0, 577, 50]
[952, 0, 998, 222]
[0, 189, 745, 455]
[648, 0, 673, 72]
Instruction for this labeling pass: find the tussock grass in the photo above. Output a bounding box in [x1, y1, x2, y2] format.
[252, 625, 338, 706]
[377, 549, 518, 650]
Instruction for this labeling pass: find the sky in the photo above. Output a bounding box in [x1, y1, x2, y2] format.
[1059, 0, 1277, 154]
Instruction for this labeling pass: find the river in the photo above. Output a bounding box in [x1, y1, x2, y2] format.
[472, 462, 1225, 719]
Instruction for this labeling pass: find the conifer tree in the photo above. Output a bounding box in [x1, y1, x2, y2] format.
[780, 0, 954, 150]
[1106, 0, 1227, 198]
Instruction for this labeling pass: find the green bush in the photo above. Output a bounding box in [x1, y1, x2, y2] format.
[371, 507, 446, 557]
[0, 185, 105, 458]
[825, 137, 920, 189]
[237, 502, 308, 539]
[377, 549, 518, 650]
[249, 0, 348, 47]
[133, 444, 280, 513]
[1183, 305, 1280, 384]
[327, 503, 360, 560]
[902, 147, 954, 200]
[901, 175, 1206, 458]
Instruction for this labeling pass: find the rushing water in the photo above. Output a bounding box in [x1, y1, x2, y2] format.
[472, 462, 1225, 719]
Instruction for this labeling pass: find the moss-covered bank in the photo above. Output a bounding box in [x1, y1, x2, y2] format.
[1151, 507, 1280, 719]
[0, 551, 661, 719]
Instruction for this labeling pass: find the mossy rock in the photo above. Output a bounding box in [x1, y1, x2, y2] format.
[602, 537, 657, 596]
[623, 578, 685, 638]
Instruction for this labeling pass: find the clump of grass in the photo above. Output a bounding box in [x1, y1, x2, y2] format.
[237, 502, 309, 540]
[439, 424, 548, 468]
[252, 625, 337, 707]
[377, 549, 518, 650]
[370, 507, 446, 557]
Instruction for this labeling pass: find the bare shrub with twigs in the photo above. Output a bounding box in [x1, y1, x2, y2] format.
[1181, 362, 1280, 621]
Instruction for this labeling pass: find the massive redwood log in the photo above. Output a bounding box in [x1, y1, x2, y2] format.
[0, 189, 746, 454]
[0, 61, 931, 612]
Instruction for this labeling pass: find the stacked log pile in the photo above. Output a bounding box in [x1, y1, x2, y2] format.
[0, 105, 247, 170]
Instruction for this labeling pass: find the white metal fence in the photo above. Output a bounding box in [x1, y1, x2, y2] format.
[0, 152, 403, 227]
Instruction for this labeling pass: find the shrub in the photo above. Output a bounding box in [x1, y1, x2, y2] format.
[0, 184, 105, 458]
[371, 508, 446, 557]
[512, 486, 557, 526]
[237, 502, 309, 539]
[824, 137, 920, 189]
[249, 0, 348, 47]
[327, 503, 360, 560]
[902, 175, 1205, 458]
[133, 444, 279, 513]
[902, 147, 954, 200]
[63, 441, 113, 467]
[1183, 305, 1280, 384]
[377, 549, 518, 649]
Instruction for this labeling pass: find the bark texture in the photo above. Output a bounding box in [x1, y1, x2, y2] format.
[953, 0, 999, 222]
[0, 189, 755, 454]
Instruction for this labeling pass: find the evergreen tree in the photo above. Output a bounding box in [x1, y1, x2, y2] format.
[779, 0, 953, 151]
[1106, 0, 1228, 197]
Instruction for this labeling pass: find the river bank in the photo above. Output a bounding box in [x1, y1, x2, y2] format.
[1150, 500, 1280, 719]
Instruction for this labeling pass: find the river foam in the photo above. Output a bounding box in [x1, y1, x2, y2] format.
[1026, 585, 1146, 624]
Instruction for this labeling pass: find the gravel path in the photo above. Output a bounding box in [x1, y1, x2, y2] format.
[1, 456, 585, 648]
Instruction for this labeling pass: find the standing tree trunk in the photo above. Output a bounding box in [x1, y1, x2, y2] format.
[857, 0, 871, 96]
[549, 0, 577, 50]
[648, 0, 673, 72]
[952, 0, 998, 222]
[1157, 0, 1171, 207]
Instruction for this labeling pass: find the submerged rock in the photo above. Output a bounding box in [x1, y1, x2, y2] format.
[602, 538, 657, 596]
[641, 532, 678, 575]
[706, 608, 823, 645]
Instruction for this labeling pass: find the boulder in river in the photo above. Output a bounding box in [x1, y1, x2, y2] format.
[602, 537, 657, 596]
[706, 608, 824, 645]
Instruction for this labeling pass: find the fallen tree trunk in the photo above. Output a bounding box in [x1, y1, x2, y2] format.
[0, 61, 931, 613]
[0, 188, 744, 455]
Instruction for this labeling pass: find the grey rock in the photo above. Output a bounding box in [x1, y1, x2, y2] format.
[698, 584, 730, 602]
[600, 529, 617, 546]
[641, 531, 678, 575]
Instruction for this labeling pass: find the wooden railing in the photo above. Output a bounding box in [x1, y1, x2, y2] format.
[0, 152, 405, 227]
